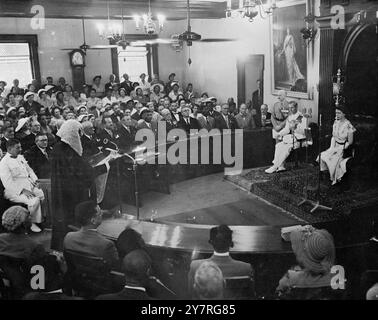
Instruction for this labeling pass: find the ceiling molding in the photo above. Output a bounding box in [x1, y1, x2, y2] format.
[0, 0, 228, 20]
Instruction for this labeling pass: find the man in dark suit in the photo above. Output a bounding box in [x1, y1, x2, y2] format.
[252, 79, 263, 127]
[120, 73, 134, 95]
[63, 201, 119, 269]
[20, 120, 41, 153]
[160, 108, 177, 133]
[22, 92, 42, 116]
[81, 121, 101, 160]
[188, 225, 253, 297]
[105, 74, 117, 92]
[136, 108, 158, 134]
[96, 249, 152, 300]
[1, 125, 15, 153]
[235, 103, 256, 130]
[24, 133, 51, 179]
[178, 105, 200, 134]
[117, 113, 136, 150]
[96, 116, 119, 151]
[169, 102, 182, 124]
[199, 105, 216, 130]
[214, 104, 239, 130]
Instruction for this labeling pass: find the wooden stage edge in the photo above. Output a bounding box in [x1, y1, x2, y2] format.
[98, 217, 293, 255]
[98, 215, 373, 256]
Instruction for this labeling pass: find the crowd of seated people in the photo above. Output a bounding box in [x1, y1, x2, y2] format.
[0, 200, 377, 300]
[0, 74, 266, 155]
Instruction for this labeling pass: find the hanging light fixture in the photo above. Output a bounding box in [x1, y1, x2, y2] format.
[134, 0, 165, 35]
[226, 0, 277, 22]
[97, 0, 124, 41]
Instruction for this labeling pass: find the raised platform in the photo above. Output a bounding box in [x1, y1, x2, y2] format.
[225, 164, 378, 224]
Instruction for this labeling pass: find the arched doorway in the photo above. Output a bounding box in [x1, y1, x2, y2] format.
[343, 24, 377, 117]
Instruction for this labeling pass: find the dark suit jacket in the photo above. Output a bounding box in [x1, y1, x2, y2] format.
[0, 233, 46, 266]
[96, 129, 119, 151]
[188, 253, 253, 296]
[0, 137, 8, 153]
[136, 120, 158, 134]
[96, 287, 152, 300]
[117, 124, 135, 149]
[177, 117, 200, 134]
[252, 90, 263, 127]
[235, 113, 256, 130]
[197, 116, 216, 131]
[214, 114, 239, 130]
[170, 111, 182, 124]
[81, 135, 101, 160]
[120, 81, 133, 95]
[63, 229, 119, 269]
[24, 145, 52, 179]
[20, 133, 37, 153]
[23, 101, 42, 115]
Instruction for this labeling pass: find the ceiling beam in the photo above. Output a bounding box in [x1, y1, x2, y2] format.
[0, 0, 228, 20]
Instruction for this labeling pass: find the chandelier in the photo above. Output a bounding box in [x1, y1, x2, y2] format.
[133, 0, 165, 35]
[226, 0, 277, 22]
[97, 1, 124, 42]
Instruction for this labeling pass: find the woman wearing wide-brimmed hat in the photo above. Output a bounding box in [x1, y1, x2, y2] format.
[132, 86, 149, 105]
[276, 226, 337, 299]
[150, 83, 165, 104]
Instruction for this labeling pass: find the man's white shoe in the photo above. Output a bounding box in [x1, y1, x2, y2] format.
[277, 166, 286, 172]
[30, 223, 41, 233]
[265, 166, 277, 174]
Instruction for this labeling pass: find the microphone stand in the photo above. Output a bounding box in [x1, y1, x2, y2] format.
[298, 114, 332, 213]
[123, 152, 140, 221]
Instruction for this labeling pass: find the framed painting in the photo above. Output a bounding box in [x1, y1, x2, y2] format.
[270, 0, 312, 99]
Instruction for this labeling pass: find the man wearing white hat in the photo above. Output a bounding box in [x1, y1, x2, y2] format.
[0, 139, 45, 232]
[22, 91, 42, 115]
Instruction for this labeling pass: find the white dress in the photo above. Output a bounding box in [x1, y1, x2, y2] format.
[319, 119, 356, 185]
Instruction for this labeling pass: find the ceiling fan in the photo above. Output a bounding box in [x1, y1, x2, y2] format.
[155, 0, 236, 65]
[61, 18, 118, 53]
[177, 0, 235, 46]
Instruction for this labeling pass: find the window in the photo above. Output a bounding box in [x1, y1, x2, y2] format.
[0, 43, 33, 88]
[118, 46, 148, 82]
[0, 35, 40, 87]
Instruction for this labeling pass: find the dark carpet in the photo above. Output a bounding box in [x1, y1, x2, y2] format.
[225, 163, 378, 224]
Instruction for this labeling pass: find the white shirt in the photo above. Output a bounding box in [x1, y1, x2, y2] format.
[0, 153, 38, 196]
[139, 80, 151, 95]
[102, 96, 117, 107]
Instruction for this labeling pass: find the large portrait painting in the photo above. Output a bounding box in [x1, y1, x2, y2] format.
[271, 0, 310, 99]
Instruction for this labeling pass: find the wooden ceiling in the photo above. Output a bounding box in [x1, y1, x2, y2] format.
[0, 0, 228, 20]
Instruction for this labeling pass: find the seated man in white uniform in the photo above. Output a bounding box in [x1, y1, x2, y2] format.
[265, 101, 307, 174]
[0, 139, 44, 232]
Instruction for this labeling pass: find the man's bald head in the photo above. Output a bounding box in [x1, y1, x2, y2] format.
[278, 90, 287, 101]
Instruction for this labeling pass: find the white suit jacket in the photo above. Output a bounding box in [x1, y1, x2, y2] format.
[0, 153, 38, 197]
[279, 111, 307, 142]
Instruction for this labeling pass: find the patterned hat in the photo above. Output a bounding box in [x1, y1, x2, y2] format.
[290, 226, 335, 274]
[2, 206, 29, 231]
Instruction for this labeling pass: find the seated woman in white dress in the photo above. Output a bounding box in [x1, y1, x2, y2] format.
[318, 106, 356, 185]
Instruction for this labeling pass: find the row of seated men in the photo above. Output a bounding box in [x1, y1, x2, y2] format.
[1, 202, 368, 300]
